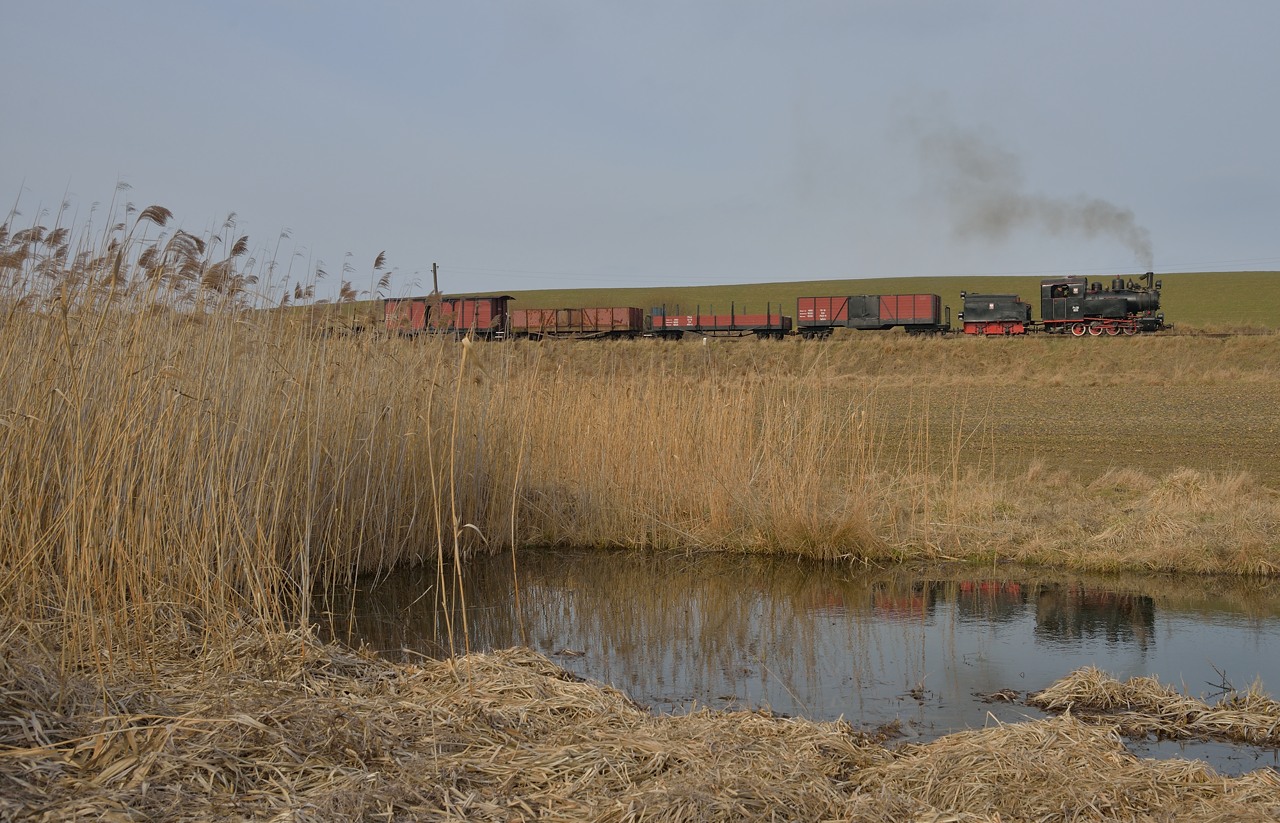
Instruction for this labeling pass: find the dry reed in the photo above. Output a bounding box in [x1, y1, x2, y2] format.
[1030, 666, 1280, 747]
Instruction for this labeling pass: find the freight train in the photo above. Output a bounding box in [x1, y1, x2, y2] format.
[382, 272, 1165, 339]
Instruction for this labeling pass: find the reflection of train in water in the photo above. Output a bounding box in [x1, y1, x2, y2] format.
[1034, 585, 1155, 649]
[867, 579, 1155, 650]
[381, 272, 1166, 339]
[871, 581, 938, 619]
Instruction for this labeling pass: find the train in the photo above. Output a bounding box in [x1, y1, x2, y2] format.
[382, 272, 1165, 340]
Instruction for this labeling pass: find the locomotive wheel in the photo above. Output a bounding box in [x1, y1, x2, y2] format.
[1070, 323, 1087, 337]
[1088, 324, 1103, 336]
[1123, 326, 1137, 336]
[1105, 325, 1121, 336]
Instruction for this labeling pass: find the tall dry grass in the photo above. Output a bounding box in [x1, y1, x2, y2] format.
[0, 203, 524, 665]
[3, 201, 1280, 671]
[506, 357, 886, 558]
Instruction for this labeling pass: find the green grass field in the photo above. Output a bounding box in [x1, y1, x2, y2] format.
[457, 271, 1280, 331]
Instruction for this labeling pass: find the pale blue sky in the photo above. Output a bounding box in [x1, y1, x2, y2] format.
[4, 1, 1278, 298]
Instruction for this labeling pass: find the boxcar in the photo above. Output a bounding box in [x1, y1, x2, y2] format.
[384, 295, 513, 338]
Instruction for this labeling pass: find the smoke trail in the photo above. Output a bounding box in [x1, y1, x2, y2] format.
[914, 121, 1154, 269]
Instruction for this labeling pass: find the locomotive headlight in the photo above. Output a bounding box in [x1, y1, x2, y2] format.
[1156, 280, 1162, 289]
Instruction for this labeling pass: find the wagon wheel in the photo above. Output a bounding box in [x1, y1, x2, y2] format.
[1070, 323, 1087, 337]
[1087, 323, 1103, 336]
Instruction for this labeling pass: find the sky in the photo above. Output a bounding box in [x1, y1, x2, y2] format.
[3, 1, 1278, 300]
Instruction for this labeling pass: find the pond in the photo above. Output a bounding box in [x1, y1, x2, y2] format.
[321, 549, 1280, 775]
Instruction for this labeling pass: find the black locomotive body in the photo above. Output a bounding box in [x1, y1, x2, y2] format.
[1040, 272, 1164, 336]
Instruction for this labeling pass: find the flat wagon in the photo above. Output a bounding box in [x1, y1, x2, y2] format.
[650, 303, 791, 339]
[510, 307, 646, 339]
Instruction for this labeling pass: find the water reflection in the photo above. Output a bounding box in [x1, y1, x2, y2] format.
[956, 580, 1026, 623]
[1034, 586, 1155, 650]
[320, 549, 1280, 774]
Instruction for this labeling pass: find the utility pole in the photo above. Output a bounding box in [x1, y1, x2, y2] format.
[426, 262, 443, 331]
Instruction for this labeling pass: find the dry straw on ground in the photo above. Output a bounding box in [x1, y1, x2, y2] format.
[3, 628, 1280, 823]
[1030, 666, 1280, 747]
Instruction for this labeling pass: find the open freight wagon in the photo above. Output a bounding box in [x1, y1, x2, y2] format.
[649, 303, 792, 339]
[509, 307, 647, 339]
[796, 294, 948, 338]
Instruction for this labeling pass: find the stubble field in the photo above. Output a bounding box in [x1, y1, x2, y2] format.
[816, 334, 1280, 485]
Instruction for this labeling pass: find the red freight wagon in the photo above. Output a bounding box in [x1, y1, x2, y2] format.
[796, 294, 947, 338]
[650, 304, 791, 339]
[796, 296, 851, 325]
[384, 297, 429, 333]
[509, 307, 646, 339]
[384, 295, 512, 338]
[878, 294, 941, 325]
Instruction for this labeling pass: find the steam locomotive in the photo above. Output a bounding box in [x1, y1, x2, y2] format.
[382, 272, 1166, 339]
[960, 272, 1165, 336]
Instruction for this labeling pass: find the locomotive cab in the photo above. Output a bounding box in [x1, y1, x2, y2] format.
[1041, 277, 1088, 326]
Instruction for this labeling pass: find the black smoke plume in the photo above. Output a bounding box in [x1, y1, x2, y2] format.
[912, 120, 1154, 269]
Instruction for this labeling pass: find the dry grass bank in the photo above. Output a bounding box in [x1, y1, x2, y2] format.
[3, 628, 1279, 822]
[482, 340, 1280, 570]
